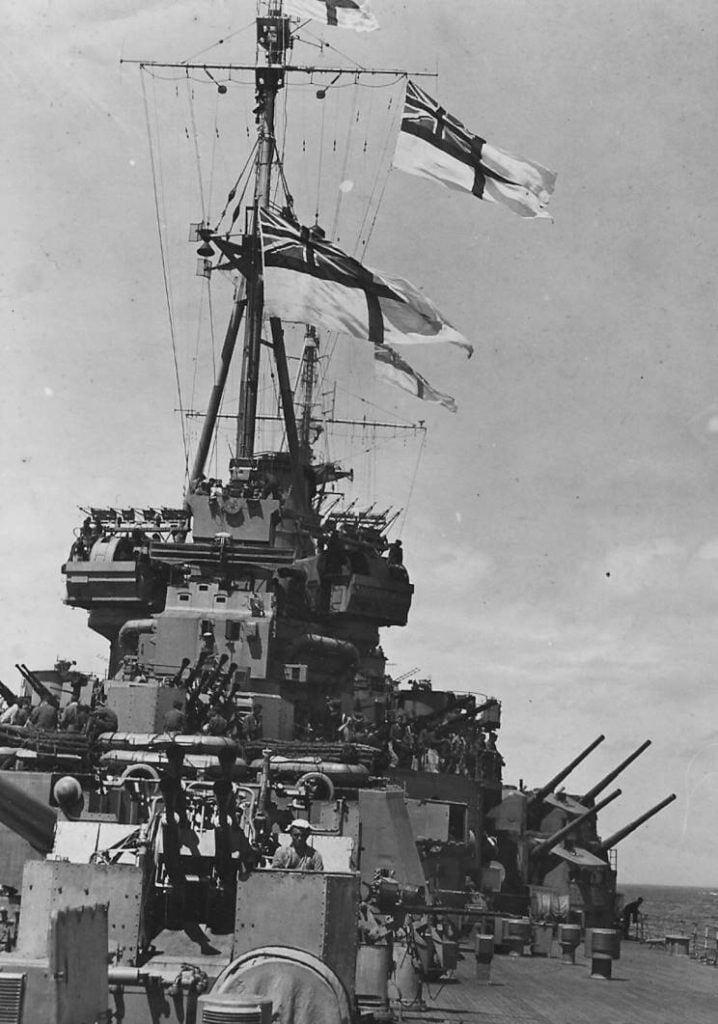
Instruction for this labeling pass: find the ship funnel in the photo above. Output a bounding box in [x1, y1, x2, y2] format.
[531, 787, 622, 858]
[597, 793, 677, 852]
[527, 734, 605, 807]
[581, 739, 652, 803]
[0, 774, 57, 854]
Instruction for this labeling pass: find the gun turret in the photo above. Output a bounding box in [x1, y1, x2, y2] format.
[0, 774, 57, 854]
[16, 664, 59, 708]
[531, 787, 622, 857]
[597, 793, 676, 852]
[581, 739, 651, 803]
[528, 734, 605, 807]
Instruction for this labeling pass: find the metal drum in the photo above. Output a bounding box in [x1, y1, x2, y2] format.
[590, 928, 620, 960]
[558, 923, 581, 964]
[506, 917, 531, 956]
[587, 928, 620, 980]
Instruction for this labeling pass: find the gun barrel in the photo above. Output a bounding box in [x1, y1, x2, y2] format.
[582, 740, 652, 803]
[528, 734, 606, 806]
[598, 793, 676, 851]
[17, 664, 57, 707]
[0, 774, 57, 854]
[0, 679, 19, 707]
[532, 787, 622, 857]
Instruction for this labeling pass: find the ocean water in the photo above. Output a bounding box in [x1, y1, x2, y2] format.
[619, 884, 718, 942]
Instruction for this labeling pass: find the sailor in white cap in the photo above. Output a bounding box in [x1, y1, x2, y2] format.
[271, 817, 324, 871]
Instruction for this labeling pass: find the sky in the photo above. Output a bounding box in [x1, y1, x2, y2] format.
[3, 0, 718, 886]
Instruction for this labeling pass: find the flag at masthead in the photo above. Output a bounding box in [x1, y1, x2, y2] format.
[394, 80, 557, 219]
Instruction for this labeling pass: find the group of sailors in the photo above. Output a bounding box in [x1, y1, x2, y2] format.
[387, 718, 503, 780]
[190, 469, 281, 504]
[0, 690, 119, 740]
[294, 698, 503, 781]
[161, 694, 263, 742]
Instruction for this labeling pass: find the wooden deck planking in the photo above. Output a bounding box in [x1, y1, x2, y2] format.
[397, 942, 718, 1024]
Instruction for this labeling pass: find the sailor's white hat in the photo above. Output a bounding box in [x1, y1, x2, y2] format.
[288, 818, 312, 832]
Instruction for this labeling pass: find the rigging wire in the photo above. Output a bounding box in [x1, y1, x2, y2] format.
[217, 140, 258, 232]
[333, 383, 421, 429]
[185, 74, 207, 221]
[189, 286, 206, 419]
[207, 89, 222, 215]
[140, 67, 189, 474]
[181, 18, 257, 65]
[353, 87, 403, 257]
[206, 277, 218, 377]
[318, 81, 399, 390]
[399, 429, 427, 536]
[330, 76, 360, 241]
[314, 94, 327, 224]
[293, 27, 368, 73]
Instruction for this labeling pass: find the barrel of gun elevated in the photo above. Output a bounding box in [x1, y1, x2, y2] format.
[527, 734, 606, 807]
[0, 773, 57, 854]
[597, 793, 676, 852]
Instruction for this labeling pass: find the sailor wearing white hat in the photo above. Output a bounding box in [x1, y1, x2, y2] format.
[270, 817, 324, 871]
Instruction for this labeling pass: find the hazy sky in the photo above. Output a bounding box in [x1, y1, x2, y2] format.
[3, 0, 718, 886]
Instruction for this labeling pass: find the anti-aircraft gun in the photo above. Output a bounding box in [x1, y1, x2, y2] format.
[0, 725, 464, 1023]
[0, 738, 368, 1024]
[15, 664, 59, 709]
[0, 679, 19, 710]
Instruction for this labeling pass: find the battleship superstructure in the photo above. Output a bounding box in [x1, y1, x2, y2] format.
[0, 4, 676, 1022]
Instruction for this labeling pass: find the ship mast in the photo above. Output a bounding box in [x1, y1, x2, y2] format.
[236, 4, 286, 461]
[128, 12, 435, 493]
[297, 327, 319, 460]
[234, 6, 309, 509]
[188, 4, 298, 489]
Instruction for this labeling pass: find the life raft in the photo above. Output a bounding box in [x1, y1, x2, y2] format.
[99, 748, 248, 778]
[249, 755, 369, 787]
[97, 732, 240, 755]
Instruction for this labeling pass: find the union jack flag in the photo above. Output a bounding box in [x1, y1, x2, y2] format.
[209, 207, 472, 353]
[401, 79, 479, 172]
[259, 208, 397, 300]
